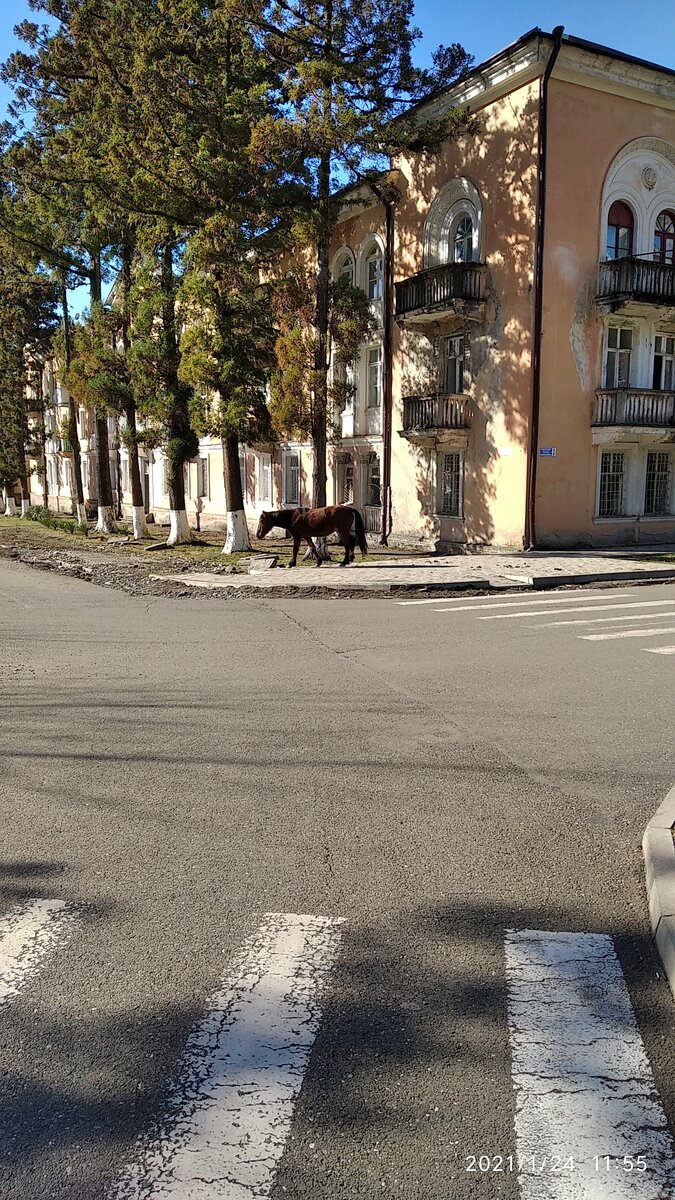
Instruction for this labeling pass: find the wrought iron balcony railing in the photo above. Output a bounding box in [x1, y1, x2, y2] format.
[402, 393, 471, 432]
[395, 262, 486, 320]
[593, 389, 675, 427]
[597, 257, 675, 306]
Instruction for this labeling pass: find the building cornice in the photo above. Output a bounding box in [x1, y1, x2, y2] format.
[552, 44, 675, 111]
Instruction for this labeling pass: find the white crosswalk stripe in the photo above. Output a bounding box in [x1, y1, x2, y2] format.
[399, 587, 675, 657]
[110, 911, 344, 1200]
[0, 898, 76, 1010]
[506, 930, 675, 1198]
[529, 611, 675, 627]
[477, 599, 675, 621]
[582, 626, 675, 641]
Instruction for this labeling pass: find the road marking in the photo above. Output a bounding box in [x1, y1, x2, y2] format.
[430, 596, 644, 615]
[582, 626, 675, 641]
[478, 600, 675, 620]
[398, 591, 637, 608]
[645, 646, 675, 655]
[505, 929, 675, 1199]
[110, 911, 344, 1200]
[0, 898, 75, 1009]
[531, 610, 675, 628]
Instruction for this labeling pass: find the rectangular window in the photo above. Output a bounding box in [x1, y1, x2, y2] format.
[598, 450, 626, 517]
[644, 451, 672, 515]
[120, 457, 130, 493]
[47, 458, 57, 490]
[336, 454, 354, 504]
[256, 453, 271, 503]
[367, 347, 382, 408]
[604, 327, 632, 388]
[439, 452, 461, 516]
[62, 457, 71, 488]
[440, 336, 465, 394]
[162, 459, 170, 496]
[81, 456, 89, 490]
[365, 454, 381, 507]
[653, 335, 675, 390]
[198, 455, 209, 499]
[282, 451, 300, 505]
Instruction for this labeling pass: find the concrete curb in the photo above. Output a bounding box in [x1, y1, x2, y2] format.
[643, 785, 675, 1001]
[529, 568, 675, 589]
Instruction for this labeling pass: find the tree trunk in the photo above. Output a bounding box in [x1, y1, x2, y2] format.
[90, 255, 116, 533]
[94, 414, 115, 532]
[125, 406, 148, 540]
[309, 152, 332, 560]
[39, 368, 49, 510]
[161, 241, 193, 546]
[61, 283, 87, 527]
[3, 487, 17, 516]
[222, 433, 250, 554]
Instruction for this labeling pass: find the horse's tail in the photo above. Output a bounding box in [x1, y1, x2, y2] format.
[352, 508, 368, 555]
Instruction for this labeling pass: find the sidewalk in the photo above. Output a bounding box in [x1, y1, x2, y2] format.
[154, 545, 675, 596]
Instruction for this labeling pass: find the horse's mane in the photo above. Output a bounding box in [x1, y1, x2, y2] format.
[267, 508, 293, 528]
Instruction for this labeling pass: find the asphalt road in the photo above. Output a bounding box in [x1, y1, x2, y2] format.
[1, 560, 675, 1200]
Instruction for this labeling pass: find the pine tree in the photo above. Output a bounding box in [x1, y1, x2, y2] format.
[249, 0, 474, 516]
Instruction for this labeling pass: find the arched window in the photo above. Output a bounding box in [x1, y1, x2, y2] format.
[606, 201, 634, 260]
[335, 251, 354, 285]
[654, 210, 675, 265]
[452, 214, 474, 263]
[366, 246, 383, 301]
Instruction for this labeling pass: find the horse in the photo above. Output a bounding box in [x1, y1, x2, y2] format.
[256, 505, 369, 567]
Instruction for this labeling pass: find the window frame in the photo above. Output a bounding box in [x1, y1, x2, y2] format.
[366, 345, 382, 409]
[644, 449, 674, 516]
[597, 449, 627, 518]
[604, 325, 633, 389]
[654, 210, 675, 266]
[365, 246, 383, 302]
[436, 450, 463, 518]
[256, 452, 272, 505]
[606, 200, 634, 261]
[440, 335, 466, 395]
[282, 449, 300, 507]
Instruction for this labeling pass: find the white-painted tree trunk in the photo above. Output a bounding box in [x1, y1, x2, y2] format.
[131, 505, 149, 540]
[76, 502, 88, 527]
[224, 509, 251, 554]
[96, 504, 115, 533]
[3, 491, 17, 516]
[20, 498, 30, 517]
[167, 508, 191, 546]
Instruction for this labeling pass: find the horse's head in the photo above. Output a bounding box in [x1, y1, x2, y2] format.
[256, 510, 274, 540]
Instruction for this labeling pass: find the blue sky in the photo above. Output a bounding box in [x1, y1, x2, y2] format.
[1, 0, 673, 118]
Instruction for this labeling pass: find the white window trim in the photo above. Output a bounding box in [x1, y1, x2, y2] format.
[365, 344, 382, 409]
[424, 178, 483, 269]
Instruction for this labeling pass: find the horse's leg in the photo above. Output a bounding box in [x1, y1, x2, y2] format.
[289, 535, 300, 567]
[340, 537, 350, 567]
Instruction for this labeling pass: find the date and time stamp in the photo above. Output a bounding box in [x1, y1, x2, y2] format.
[465, 1153, 650, 1175]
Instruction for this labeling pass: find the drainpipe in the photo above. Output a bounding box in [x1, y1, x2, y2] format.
[370, 182, 395, 544]
[524, 25, 564, 550]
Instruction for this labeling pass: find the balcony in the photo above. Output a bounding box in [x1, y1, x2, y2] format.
[395, 262, 487, 324]
[592, 389, 675, 436]
[400, 393, 472, 445]
[596, 257, 675, 312]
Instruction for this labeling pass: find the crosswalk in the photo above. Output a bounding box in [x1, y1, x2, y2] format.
[398, 588, 675, 657]
[3, 899, 675, 1197]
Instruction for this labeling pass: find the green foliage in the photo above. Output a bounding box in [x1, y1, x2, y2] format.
[25, 505, 88, 535]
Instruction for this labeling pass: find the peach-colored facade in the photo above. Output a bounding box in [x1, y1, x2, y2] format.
[30, 31, 675, 549]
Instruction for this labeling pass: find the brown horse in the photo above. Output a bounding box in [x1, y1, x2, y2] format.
[256, 506, 368, 567]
